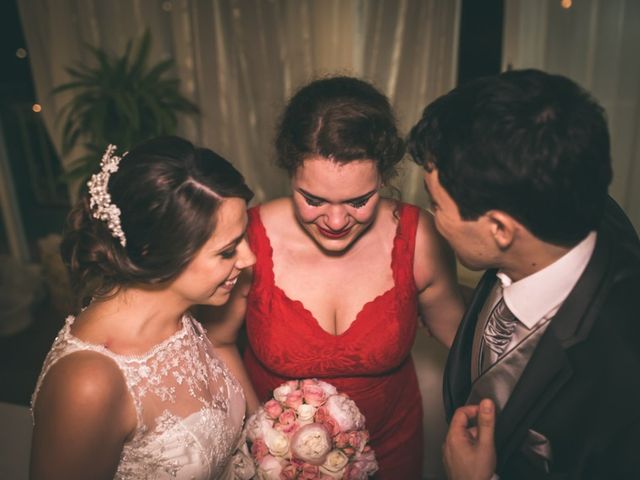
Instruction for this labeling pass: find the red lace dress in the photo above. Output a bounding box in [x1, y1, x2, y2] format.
[244, 202, 423, 479]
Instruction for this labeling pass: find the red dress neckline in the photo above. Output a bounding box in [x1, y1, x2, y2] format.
[250, 203, 407, 339]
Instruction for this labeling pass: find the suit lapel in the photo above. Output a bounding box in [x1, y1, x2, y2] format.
[495, 234, 613, 468]
[443, 269, 497, 420]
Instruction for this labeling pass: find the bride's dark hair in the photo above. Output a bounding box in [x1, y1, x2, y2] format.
[61, 136, 253, 307]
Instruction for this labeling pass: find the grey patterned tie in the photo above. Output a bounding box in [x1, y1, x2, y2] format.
[483, 297, 518, 358]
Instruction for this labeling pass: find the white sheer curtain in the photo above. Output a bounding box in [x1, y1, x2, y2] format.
[17, 0, 460, 205]
[503, 0, 640, 231]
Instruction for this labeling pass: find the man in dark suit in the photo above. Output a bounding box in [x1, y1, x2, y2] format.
[408, 69, 640, 479]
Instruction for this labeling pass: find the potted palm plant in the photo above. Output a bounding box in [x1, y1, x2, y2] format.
[53, 30, 199, 182]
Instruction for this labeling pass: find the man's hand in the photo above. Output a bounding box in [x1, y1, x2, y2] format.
[443, 398, 497, 480]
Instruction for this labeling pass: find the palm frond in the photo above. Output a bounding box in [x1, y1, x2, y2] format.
[52, 30, 199, 182]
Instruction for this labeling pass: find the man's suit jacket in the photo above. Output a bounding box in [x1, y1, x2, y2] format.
[443, 200, 640, 479]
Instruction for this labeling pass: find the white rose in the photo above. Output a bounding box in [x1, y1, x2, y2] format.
[325, 394, 365, 431]
[297, 403, 317, 425]
[320, 449, 349, 477]
[290, 423, 332, 465]
[257, 455, 284, 480]
[317, 380, 338, 397]
[264, 427, 289, 457]
[273, 384, 294, 403]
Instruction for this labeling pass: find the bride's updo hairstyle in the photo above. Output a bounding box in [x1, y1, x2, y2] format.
[62, 136, 253, 307]
[275, 76, 405, 183]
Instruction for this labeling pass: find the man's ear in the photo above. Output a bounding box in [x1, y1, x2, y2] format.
[486, 211, 518, 250]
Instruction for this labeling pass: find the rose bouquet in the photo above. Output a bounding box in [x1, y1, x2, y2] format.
[245, 379, 378, 479]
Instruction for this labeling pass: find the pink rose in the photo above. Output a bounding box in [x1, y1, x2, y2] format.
[285, 389, 304, 409]
[285, 379, 300, 389]
[264, 399, 283, 419]
[301, 464, 321, 479]
[302, 383, 327, 407]
[348, 430, 368, 453]
[273, 381, 299, 403]
[251, 438, 269, 463]
[275, 419, 300, 436]
[278, 408, 297, 426]
[281, 463, 299, 479]
[290, 423, 332, 465]
[314, 406, 340, 436]
[334, 432, 350, 449]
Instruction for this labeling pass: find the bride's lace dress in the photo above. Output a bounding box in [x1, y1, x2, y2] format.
[32, 313, 253, 479]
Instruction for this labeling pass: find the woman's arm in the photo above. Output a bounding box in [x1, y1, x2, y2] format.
[196, 269, 260, 413]
[413, 210, 466, 348]
[30, 351, 135, 480]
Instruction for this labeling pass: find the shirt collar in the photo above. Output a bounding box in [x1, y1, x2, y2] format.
[496, 231, 597, 329]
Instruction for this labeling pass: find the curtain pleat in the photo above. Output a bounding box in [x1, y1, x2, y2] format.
[16, 0, 460, 204]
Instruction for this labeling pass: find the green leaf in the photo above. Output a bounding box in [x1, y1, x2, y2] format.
[52, 30, 199, 185]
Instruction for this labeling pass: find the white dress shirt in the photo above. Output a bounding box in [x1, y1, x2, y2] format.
[495, 231, 597, 353]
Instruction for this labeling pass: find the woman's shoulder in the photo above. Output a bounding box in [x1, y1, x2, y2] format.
[254, 197, 292, 219]
[32, 349, 136, 452]
[252, 197, 298, 235]
[34, 348, 129, 419]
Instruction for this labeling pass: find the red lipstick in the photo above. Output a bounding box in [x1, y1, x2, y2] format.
[317, 225, 352, 239]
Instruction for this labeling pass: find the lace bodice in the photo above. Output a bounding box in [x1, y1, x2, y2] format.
[32, 313, 251, 479]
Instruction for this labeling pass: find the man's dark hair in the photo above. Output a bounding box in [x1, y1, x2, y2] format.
[408, 69, 612, 246]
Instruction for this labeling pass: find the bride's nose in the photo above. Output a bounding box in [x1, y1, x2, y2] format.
[324, 204, 349, 231]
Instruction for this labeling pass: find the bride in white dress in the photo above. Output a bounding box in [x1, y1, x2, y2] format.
[30, 137, 256, 480]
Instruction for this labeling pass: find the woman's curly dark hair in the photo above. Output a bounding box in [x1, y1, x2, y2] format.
[61, 136, 253, 307]
[275, 76, 405, 183]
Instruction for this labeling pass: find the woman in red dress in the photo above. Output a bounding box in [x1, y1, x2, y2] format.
[205, 77, 464, 478]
